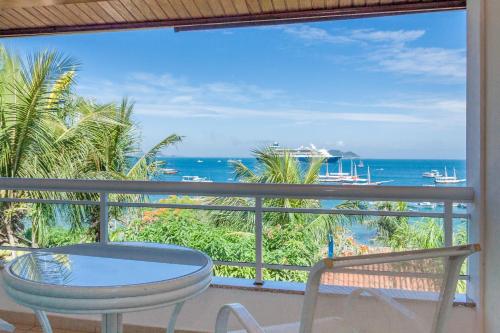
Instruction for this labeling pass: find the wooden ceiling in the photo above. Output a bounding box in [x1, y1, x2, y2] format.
[0, 0, 465, 37]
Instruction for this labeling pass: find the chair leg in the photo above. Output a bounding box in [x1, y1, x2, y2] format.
[34, 310, 53, 333]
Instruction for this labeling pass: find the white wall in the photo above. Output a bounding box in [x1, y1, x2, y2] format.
[467, 0, 500, 332]
[0, 284, 478, 332]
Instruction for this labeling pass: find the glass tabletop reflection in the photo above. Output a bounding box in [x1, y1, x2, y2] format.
[9, 244, 208, 287]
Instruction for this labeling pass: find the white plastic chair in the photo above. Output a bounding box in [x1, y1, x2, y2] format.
[214, 244, 480, 333]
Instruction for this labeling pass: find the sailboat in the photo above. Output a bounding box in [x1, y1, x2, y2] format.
[329, 158, 350, 177]
[352, 166, 393, 186]
[318, 159, 366, 183]
[340, 162, 366, 183]
[318, 160, 346, 182]
[434, 167, 466, 184]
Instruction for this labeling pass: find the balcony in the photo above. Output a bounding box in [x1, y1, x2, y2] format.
[0, 178, 476, 332]
[1, 0, 499, 331]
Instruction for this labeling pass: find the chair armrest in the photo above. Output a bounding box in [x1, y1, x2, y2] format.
[215, 303, 265, 333]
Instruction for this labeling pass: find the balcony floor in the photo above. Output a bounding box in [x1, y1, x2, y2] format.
[14, 326, 81, 333]
[0, 310, 195, 333]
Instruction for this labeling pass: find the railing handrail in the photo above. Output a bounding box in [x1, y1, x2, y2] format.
[0, 177, 474, 202]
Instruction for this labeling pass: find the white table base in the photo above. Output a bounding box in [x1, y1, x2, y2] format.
[102, 313, 122, 333]
[34, 302, 185, 333]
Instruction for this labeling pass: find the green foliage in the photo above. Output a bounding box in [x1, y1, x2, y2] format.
[41, 227, 94, 248]
[372, 202, 468, 250]
[110, 196, 321, 282]
[384, 218, 444, 250]
[209, 148, 327, 231]
[0, 45, 181, 247]
[208, 148, 360, 246]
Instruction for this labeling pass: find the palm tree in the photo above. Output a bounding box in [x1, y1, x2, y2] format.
[371, 201, 409, 242]
[64, 98, 182, 241]
[0, 48, 79, 245]
[371, 202, 447, 250]
[209, 148, 324, 230]
[209, 148, 360, 252]
[0, 46, 181, 246]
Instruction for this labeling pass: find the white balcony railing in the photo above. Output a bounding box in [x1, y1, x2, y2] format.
[0, 178, 474, 285]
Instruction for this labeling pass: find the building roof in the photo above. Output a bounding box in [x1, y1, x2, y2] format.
[0, 0, 465, 37]
[321, 261, 443, 293]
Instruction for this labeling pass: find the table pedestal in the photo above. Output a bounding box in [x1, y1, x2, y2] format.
[34, 302, 185, 333]
[102, 313, 123, 333]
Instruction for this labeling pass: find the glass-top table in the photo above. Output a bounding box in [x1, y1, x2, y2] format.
[1, 242, 213, 333]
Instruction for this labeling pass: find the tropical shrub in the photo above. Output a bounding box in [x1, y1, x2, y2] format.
[109, 196, 322, 281]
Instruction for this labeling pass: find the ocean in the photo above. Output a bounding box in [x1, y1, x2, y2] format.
[152, 158, 467, 245]
[154, 157, 466, 187]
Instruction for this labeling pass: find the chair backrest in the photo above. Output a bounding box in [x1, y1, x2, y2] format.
[298, 244, 480, 333]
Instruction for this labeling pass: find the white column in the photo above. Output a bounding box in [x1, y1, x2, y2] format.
[467, 0, 500, 332]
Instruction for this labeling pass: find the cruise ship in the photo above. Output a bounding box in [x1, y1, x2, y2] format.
[269, 142, 341, 163]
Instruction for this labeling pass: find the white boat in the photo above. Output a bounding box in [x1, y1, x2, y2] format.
[319, 160, 366, 183]
[270, 142, 341, 162]
[160, 168, 178, 175]
[352, 166, 391, 185]
[434, 167, 466, 184]
[422, 169, 443, 178]
[328, 159, 350, 177]
[341, 162, 366, 183]
[318, 159, 349, 182]
[417, 201, 437, 209]
[197, 160, 204, 163]
[181, 176, 212, 183]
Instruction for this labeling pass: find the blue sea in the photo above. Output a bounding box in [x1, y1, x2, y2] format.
[154, 157, 466, 187]
[152, 158, 467, 245]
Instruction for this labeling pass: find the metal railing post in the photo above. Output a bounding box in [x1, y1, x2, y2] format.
[99, 193, 109, 244]
[444, 200, 453, 247]
[254, 196, 263, 285]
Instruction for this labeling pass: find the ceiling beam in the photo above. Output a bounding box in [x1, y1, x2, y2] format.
[0, 0, 466, 37]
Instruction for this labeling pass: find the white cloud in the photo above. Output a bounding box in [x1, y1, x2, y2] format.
[349, 29, 425, 44]
[371, 46, 466, 80]
[281, 25, 353, 44]
[79, 72, 465, 126]
[282, 25, 425, 45]
[280, 24, 464, 81]
[132, 103, 429, 123]
[336, 98, 465, 113]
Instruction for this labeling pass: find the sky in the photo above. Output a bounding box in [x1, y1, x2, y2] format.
[1, 10, 466, 159]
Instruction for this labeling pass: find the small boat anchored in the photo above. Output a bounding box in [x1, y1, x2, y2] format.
[422, 169, 443, 178]
[181, 176, 213, 183]
[434, 167, 466, 184]
[160, 168, 178, 175]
